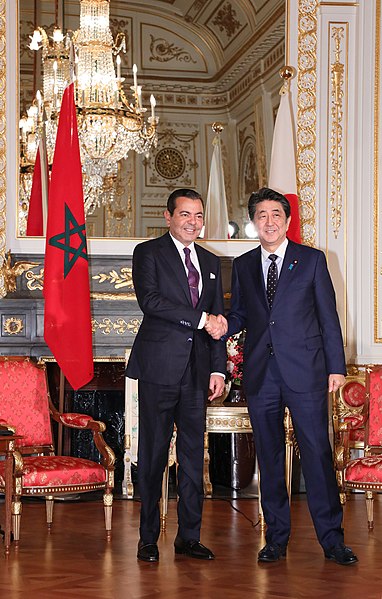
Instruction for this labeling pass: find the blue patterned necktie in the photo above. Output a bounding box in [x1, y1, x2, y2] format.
[266, 254, 278, 308]
[184, 247, 200, 308]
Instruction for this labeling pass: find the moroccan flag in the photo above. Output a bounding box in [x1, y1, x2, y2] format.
[204, 133, 230, 239]
[268, 86, 302, 244]
[26, 137, 49, 236]
[43, 82, 94, 390]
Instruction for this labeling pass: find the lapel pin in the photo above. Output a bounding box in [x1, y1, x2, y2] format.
[288, 260, 298, 271]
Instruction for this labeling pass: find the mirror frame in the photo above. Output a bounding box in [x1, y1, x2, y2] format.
[0, 0, 318, 286]
[3, 0, 265, 289]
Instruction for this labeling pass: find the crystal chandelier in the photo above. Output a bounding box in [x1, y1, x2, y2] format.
[22, 0, 158, 215]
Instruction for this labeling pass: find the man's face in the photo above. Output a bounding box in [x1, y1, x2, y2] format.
[164, 196, 204, 246]
[253, 200, 291, 252]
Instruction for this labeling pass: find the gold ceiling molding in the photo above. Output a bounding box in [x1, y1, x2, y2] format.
[297, 0, 318, 247]
[0, 0, 6, 298]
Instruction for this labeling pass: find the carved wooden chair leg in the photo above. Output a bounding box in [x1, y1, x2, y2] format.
[12, 497, 21, 545]
[122, 455, 134, 499]
[160, 463, 170, 533]
[103, 491, 113, 541]
[45, 495, 54, 532]
[203, 431, 212, 497]
[257, 468, 266, 531]
[366, 490, 374, 530]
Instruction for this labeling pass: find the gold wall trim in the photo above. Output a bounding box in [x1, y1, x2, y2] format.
[329, 25, 346, 239]
[92, 318, 141, 336]
[375, 0, 381, 342]
[0, 0, 7, 298]
[320, 2, 359, 6]
[297, 0, 318, 247]
[3, 317, 24, 335]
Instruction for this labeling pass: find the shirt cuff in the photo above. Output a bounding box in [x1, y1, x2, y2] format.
[211, 372, 225, 379]
[198, 311, 208, 329]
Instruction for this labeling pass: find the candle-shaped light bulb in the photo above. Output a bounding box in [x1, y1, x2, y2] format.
[116, 55, 121, 80]
[27, 105, 38, 118]
[53, 60, 58, 88]
[53, 28, 64, 43]
[29, 29, 42, 51]
[137, 85, 142, 108]
[133, 63, 138, 90]
[150, 94, 156, 119]
[36, 90, 42, 109]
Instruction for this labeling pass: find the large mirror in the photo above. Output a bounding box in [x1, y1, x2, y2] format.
[18, 0, 286, 240]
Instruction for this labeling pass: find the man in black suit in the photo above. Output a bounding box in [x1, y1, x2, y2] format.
[126, 188, 227, 562]
[221, 187, 357, 566]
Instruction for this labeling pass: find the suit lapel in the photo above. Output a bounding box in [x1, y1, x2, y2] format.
[250, 247, 269, 312]
[195, 244, 209, 306]
[272, 241, 302, 310]
[158, 233, 192, 305]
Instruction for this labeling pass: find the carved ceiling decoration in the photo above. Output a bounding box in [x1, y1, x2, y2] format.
[149, 34, 197, 64]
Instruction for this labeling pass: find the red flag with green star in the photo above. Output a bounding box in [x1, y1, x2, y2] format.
[43, 82, 94, 390]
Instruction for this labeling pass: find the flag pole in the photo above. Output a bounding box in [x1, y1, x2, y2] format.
[285, 0, 291, 67]
[278, 65, 296, 95]
[57, 368, 65, 456]
[204, 122, 230, 239]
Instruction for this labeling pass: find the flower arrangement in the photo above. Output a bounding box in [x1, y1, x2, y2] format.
[226, 331, 245, 387]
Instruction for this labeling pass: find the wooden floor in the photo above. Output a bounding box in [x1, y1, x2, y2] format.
[1, 493, 381, 599]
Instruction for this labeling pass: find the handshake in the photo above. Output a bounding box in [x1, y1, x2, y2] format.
[204, 313, 228, 340]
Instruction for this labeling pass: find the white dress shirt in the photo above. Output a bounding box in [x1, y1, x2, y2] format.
[261, 238, 289, 288]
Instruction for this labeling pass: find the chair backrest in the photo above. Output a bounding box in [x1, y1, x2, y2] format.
[365, 366, 382, 448]
[0, 357, 53, 448]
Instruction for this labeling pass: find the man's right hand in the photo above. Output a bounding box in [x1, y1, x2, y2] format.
[205, 314, 227, 340]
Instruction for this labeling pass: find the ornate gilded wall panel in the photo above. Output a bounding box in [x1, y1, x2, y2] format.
[375, 0, 382, 342]
[297, 0, 318, 246]
[328, 24, 347, 241]
[0, 0, 6, 298]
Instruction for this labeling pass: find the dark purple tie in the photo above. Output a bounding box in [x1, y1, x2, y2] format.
[184, 247, 200, 308]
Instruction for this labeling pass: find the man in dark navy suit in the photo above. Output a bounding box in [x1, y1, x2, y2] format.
[224, 187, 357, 566]
[127, 188, 227, 563]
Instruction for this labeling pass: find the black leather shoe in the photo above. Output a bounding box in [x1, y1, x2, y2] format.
[174, 535, 215, 560]
[324, 542, 358, 566]
[137, 540, 159, 562]
[258, 543, 286, 562]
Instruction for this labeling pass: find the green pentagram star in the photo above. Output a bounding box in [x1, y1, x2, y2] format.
[49, 204, 88, 278]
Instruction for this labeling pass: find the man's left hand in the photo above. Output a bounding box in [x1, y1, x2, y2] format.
[328, 373, 346, 393]
[208, 374, 225, 401]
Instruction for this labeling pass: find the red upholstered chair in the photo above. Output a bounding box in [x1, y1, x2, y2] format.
[0, 357, 115, 545]
[335, 366, 382, 529]
[332, 370, 366, 502]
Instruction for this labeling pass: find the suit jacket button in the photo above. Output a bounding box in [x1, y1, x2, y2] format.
[187, 338, 193, 342]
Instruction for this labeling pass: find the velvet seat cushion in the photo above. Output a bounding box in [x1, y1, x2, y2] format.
[345, 456, 382, 484]
[0, 456, 106, 488]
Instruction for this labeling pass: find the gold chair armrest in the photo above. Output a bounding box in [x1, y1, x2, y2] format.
[49, 408, 115, 468]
